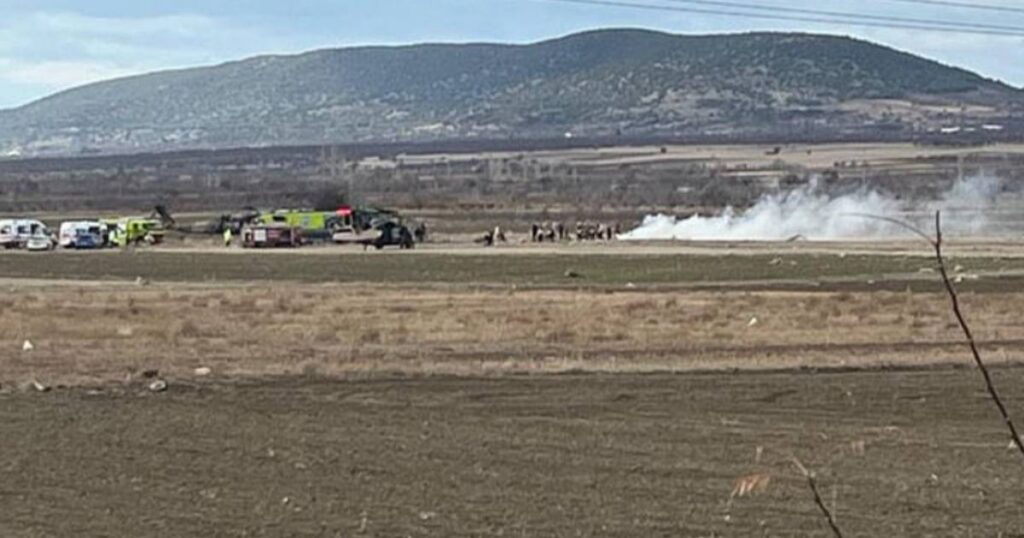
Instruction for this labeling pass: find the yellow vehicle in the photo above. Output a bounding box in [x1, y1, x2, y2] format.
[257, 206, 407, 243]
[103, 218, 166, 247]
[259, 209, 341, 241]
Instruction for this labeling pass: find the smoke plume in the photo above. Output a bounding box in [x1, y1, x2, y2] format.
[620, 175, 1004, 241]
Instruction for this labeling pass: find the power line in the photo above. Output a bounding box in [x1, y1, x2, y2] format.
[537, 0, 1024, 37]
[877, 0, 1024, 15]
[659, 0, 1024, 33]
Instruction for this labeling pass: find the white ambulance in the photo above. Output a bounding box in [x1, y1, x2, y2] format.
[0, 219, 55, 251]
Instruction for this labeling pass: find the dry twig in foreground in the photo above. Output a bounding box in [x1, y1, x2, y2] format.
[789, 210, 1024, 536]
[792, 459, 844, 538]
[930, 212, 1024, 459]
[856, 210, 1024, 458]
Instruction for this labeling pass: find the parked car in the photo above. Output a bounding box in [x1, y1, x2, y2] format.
[25, 233, 56, 251]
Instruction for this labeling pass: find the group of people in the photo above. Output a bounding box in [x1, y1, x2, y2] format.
[476, 221, 622, 247]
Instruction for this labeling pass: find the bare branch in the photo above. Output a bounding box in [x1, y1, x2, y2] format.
[846, 210, 1024, 458]
[792, 458, 845, 538]
[931, 211, 1024, 459]
[840, 212, 936, 246]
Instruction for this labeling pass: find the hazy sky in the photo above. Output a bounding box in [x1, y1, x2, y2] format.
[0, 0, 1021, 109]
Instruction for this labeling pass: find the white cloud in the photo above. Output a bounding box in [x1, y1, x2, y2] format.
[0, 58, 138, 88]
[0, 10, 284, 107]
[25, 11, 219, 38]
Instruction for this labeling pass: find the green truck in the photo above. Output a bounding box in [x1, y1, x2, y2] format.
[256, 206, 412, 244]
[103, 217, 166, 247]
[258, 209, 343, 241]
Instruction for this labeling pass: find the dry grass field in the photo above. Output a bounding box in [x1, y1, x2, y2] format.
[413, 141, 1024, 170]
[2, 245, 1024, 385]
[4, 242, 1024, 536]
[6, 137, 1024, 536]
[3, 280, 1024, 387]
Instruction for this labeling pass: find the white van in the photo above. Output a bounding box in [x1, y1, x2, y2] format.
[0, 219, 55, 251]
[58, 221, 106, 249]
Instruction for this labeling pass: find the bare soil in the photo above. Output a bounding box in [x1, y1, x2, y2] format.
[3, 370, 1024, 537]
[4, 241, 1024, 536]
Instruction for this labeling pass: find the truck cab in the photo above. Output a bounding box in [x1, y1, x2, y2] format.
[103, 218, 165, 247]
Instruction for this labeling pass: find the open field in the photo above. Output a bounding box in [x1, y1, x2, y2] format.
[4, 244, 1024, 292]
[415, 141, 1024, 170]
[4, 240, 1024, 535]
[3, 244, 1024, 385]
[5, 280, 1024, 386]
[4, 140, 1024, 214]
[4, 371, 1024, 536]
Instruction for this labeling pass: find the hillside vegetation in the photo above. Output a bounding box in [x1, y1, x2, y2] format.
[0, 29, 1019, 155]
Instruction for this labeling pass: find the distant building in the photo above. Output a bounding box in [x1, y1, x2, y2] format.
[357, 157, 398, 170]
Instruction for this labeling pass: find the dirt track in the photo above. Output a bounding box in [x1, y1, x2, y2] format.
[3, 370, 1024, 537]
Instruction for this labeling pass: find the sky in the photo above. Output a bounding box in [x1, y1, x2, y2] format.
[0, 0, 1022, 109]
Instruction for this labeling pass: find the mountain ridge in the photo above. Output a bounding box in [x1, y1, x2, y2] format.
[1, 28, 1020, 156]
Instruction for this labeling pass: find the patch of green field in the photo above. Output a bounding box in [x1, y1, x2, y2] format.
[2, 250, 1024, 291]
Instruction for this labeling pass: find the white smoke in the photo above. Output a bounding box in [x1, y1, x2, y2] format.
[932, 174, 1001, 236]
[620, 175, 1005, 241]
